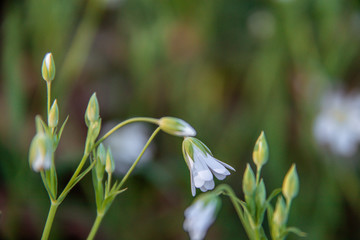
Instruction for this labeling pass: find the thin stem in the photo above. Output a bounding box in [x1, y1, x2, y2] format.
[256, 167, 261, 186]
[86, 127, 161, 240]
[87, 212, 104, 240]
[58, 153, 89, 202]
[95, 117, 159, 148]
[41, 202, 59, 240]
[46, 82, 51, 121]
[118, 127, 161, 189]
[215, 184, 255, 240]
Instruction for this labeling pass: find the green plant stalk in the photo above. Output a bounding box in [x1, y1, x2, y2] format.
[118, 127, 161, 189]
[86, 127, 161, 240]
[42, 117, 160, 239]
[47, 81, 51, 119]
[95, 117, 159, 147]
[215, 184, 264, 240]
[87, 212, 104, 240]
[41, 201, 58, 240]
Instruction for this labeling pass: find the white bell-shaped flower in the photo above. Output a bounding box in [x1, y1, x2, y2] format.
[182, 137, 235, 196]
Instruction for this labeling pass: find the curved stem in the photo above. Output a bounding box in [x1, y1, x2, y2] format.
[95, 117, 158, 148]
[87, 212, 104, 240]
[215, 184, 255, 240]
[118, 127, 161, 189]
[87, 127, 161, 240]
[41, 201, 58, 240]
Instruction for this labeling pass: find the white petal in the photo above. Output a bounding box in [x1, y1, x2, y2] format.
[214, 158, 235, 171]
[193, 172, 205, 188]
[193, 154, 213, 181]
[203, 155, 229, 174]
[204, 180, 215, 190]
[213, 171, 227, 180]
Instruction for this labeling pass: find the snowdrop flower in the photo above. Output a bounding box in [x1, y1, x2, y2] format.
[183, 195, 220, 240]
[101, 122, 154, 175]
[314, 89, 360, 157]
[29, 133, 53, 172]
[182, 137, 235, 196]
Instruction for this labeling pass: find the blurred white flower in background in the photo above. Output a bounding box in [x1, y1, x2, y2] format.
[313, 89, 360, 157]
[183, 197, 220, 240]
[102, 121, 154, 175]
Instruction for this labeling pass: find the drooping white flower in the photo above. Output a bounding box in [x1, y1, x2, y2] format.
[183, 196, 220, 240]
[314, 88, 360, 157]
[182, 137, 235, 196]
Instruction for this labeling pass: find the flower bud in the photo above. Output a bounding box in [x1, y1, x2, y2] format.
[282, 164, 299, 203]
[159, 117, 196, 137]
[48, 99, 59, 128]
[273, 196, 287, 226]
[242, 164, 256, 197]
[255, 179, 266, 208]
[29, 133, 53, 172]
[85, 93, 100, 125]
[97, 143, 106, 165]
[253, 131, 269, 170]
[94, 144, 106, 181]
[105, 148, 115, 174]
[41, 52, 55, 82]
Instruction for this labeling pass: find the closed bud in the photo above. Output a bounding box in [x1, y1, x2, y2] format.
[48, 99, 59, 128]
[273, 196, 287, 226]
[159, 117, 196, 137]
[105, 148, 115, 174]
[282, 164, 299, 203]
[95, 144, 106, 181]
[41, 52, 55, 82]
[85, 93, 100, 125]
[97, 143, 106, 165]
[253, 131, 269, 171]
[243, 164, 256, 197]
[29, 133, 53, 172]
[255, 179, 266, 208]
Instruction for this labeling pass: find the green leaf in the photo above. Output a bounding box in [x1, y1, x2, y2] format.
[56, 115, 69, 146]
[281, 227, 307, 238]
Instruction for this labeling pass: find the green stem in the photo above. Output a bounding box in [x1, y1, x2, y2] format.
[87, 212, 104, 240]
[58, 153, 90, 202]
[46, 82, 51, 121]
[41, 201, 59, 240]
[95, 117, 159, 148]
[86, 127, 160, 240]
[118, 127, 161, 189]
[215, 184, 256, 240]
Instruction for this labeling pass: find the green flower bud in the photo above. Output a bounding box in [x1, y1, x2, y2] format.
[29, 133, 53, 172]
[159, 117, 196, 137]
[255, 179, 266, 208]
[253, 131, 269, 171]
[97, 143, 106, 165]
[242, 164, 256, 197]
[48, 99, 59, 128]
[105, 148, 115, 174]
[282, 164, 299, 203]
[41, 52, 55, 82]
[273, 196, 287, 226]
[85, 93, 100, 125]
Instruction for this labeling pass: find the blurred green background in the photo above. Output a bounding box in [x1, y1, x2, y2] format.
[1, 0, 360, 239]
